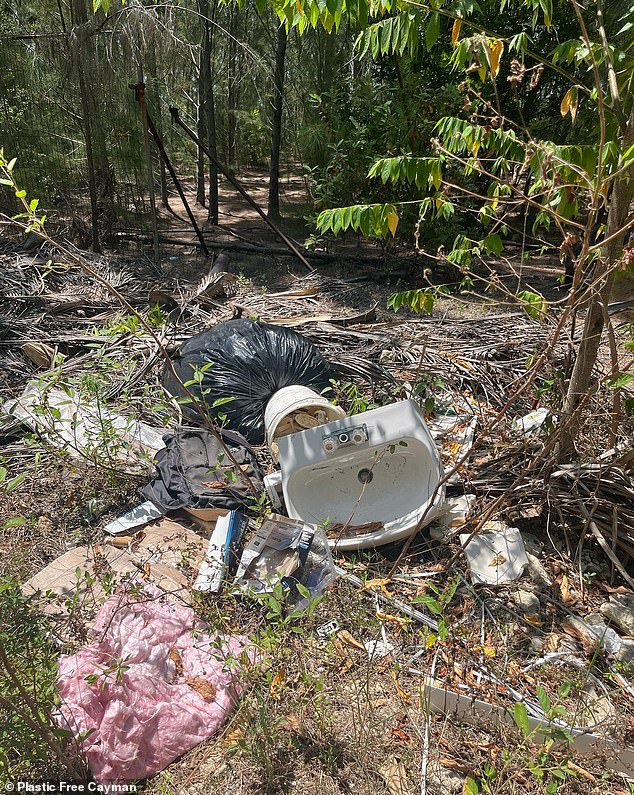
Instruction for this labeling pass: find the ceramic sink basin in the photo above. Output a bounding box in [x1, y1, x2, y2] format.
[275, 399, 445, 550]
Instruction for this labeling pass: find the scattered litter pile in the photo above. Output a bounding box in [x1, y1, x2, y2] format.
[2, 242, 634, 788]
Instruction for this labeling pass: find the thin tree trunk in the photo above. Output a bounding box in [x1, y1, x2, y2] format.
[136, 76, 160, 263]
[267, 22, 287, 221]
[199, 0, 219, 224]
[146, 48, 168, 207]
[317, 28, 336, 92]
[559, 104, 634, 456]
[70, 0, 113, 250]
[227, 6, 238, 166]
[77, 67, 100, 252]
[196, 15, 206, 207]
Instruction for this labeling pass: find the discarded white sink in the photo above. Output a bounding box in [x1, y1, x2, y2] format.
[275, 399, 445, 550]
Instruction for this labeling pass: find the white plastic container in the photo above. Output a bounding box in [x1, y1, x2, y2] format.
[264, 385, 346, 448]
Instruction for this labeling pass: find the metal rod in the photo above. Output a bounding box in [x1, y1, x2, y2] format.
[335, 567, 439, 631]
[145, 110, 210, 257]
[169, 106, 314, 271]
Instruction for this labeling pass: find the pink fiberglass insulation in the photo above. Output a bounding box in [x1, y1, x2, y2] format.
[57, 585, 255, 782]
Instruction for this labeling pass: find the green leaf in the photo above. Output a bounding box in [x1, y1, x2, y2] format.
[431, 160, 442, 190]
[426, 12, 440, 50]
[483, 233, 503, 256]
[412, 594, 443, 613]
[5, 471, 27, 493]
[388, 288, 434, 316]
[464, 777, 480, 795]
[536, 685, 551, 714]
[557, 680, 572, 699]
[518, 290, 547, 320]
[2, 516, 27, 529]
[212, 397, 235, 408]
[509, 31, 531, 55]
[512, 702, 531, 737]
[606, 372, 634, 389]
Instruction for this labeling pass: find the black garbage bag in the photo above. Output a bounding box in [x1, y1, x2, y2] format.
[162, 319, 335, 444]
[140, 427, 263, 513]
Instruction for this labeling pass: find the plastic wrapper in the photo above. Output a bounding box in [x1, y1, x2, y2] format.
[162, 319, 335, 444]
[234, 514, 338, 612]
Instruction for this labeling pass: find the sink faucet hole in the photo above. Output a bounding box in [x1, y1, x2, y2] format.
[358, 468, 374, 485]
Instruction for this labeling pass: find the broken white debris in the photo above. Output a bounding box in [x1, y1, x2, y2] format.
[512, 407, 555, 436]
[317, 619, 340, 638]
[460, 526, 529, 585]
[420, 680, 633, 778]
[104, 500, 164, 535]
[364, 639, 395, 660]
[444, 494, 476, 528]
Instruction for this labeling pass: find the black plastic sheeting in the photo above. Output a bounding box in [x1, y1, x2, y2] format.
[162, 319, 335, 444]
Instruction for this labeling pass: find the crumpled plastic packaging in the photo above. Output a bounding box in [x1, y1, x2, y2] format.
[5, 383, 164, 471]
[234, 514, 338, 612]
[56, 585, 256, 782]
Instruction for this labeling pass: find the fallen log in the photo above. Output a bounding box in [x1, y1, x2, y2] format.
[111, 230, 397, 264]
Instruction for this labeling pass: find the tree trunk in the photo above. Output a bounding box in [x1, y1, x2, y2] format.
[70, 0, 113, 251]
[199, 0, 219, 225]
[559, 105, 634, 457]
[76, 67, 100, 252]
[196, 12, 207, 207]
[267, 23, 287, 221]
[316, 28, 336, 93]
[146, 47, 168, 207]
[226, 6, 238, 166]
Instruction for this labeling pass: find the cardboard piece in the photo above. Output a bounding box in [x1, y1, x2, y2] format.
[183, 506, 229, 536]
[23, 519, 206, 616]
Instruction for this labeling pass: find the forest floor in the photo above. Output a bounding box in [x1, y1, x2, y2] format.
[1, 170, 634, 794]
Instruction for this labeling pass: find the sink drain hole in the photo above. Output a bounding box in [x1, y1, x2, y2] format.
[358, 468, 374, 484]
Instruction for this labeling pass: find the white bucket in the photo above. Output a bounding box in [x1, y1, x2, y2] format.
[264, 385, 346, 450]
